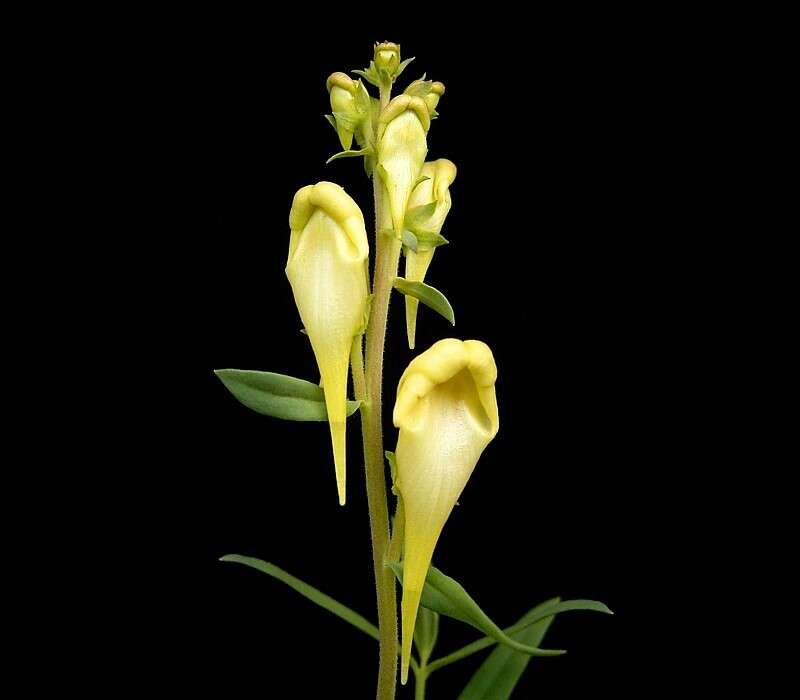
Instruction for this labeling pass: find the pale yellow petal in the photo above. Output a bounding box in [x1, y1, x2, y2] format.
[378, 97, 429, 236]
[286, 182, 369, 504]
[393, 338, 498, 681]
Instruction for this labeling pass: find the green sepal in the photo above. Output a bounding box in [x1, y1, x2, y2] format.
[409, 228, 449, 250]
[352, 63, 382, 88]
[404, 201, 437, 227]
[354, 80, 372, 112]
[412, 174, 431, 191]
[331, 109, 359, 131]
[214, 369, 361, 421]
[385, 450, 399, 495]
[323, 114, 338, 132]
[363, 154, 375, 177]
[378, 67, 393, 86]
[356, 294, 374, 335]
[401, 230, 419, 251]
[414, 606, 440, 665]
[393, 277, 455, 326]
[404, 78, 434, 97]
[393, 56, 415, 81]
[388, 563, 566, 658]
[326, 146, 373, 164]
[458, 598, 561, 699]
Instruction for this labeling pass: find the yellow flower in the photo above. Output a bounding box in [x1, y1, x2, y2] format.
[392, 339, 499, 683]
[326, 72, 361, 151]
[403, 158, 457, 348]
[286, 182, 369, 505]
[377, 95, 430, 237]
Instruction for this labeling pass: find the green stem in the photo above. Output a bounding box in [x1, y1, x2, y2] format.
[352, 80, 400, 700]
[414, 666, 428, 700]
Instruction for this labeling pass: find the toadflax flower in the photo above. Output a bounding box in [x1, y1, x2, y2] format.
[377, 94, 430, 237]
[326, 72, 368, 151]
[403, 158, 457, 349]
[286, 182, 369, 505]
[392, 338, 499, 682]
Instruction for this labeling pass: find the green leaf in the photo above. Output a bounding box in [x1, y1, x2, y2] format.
[414, 606, 440, 664]
[394, 56, 416, 81]
[428, 597, 612, 675]
[389, 563, 565, 658]
[220, 555, 378, 641]
[458, 598, 560, 700]
[509, 599, 613, 627]
[404, 201, 437, 227]
[393, 278, 455, 326]
[326, 147, 373, 164]
[214, 369, 360, 422]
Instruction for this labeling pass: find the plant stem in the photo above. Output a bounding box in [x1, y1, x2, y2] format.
[352, 80, 400, 700]
[414, 666, 428, 700]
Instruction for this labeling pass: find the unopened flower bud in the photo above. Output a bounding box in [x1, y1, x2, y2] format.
[326, 72, 360, 150]
[374, 41, 401, 73]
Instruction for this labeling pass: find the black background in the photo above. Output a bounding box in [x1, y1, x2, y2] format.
[134, 14, 695, 698]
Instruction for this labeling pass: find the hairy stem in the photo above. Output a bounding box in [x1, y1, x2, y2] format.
[352, 80, 401, 700]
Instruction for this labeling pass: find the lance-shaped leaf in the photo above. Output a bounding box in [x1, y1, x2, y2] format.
[392, 339, 501, 684]
[377, 95, 430, 238]
[402, 159, 457, 348]
[456, 597, 612, 697]
[389, 562, 565, 662]
[457, 597, 560, 700]
[286, 182, 369, 505]
[214, 369, 360, 421]
[220, 555, 379, 640]
[393, 277, 455, 326]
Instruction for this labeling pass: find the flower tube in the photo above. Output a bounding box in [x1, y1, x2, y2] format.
[392, 338, 500, 682]
[286, 182, 369, 505]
